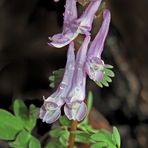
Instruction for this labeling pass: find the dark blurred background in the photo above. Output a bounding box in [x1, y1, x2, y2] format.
[0, 0, 148, 147]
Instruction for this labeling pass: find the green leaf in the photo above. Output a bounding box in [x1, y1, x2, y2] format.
[87, 91, 93, 114]
[0, 109, 23, 140]
[105, 64, 113, 69]
[91, 129, 116, 148]
[29, 136, 41, 148]
[49, 82, 55, 88]
[75, 133, 92, 144]
[9, 129, 31, 148]
[49, 75, 55, 81]
[49, 68, 64, 88]
[59, 116, 71, 127]
[91, 142, 108, 148]
[95, 81, 103, 88]
[49, 128, 65, 138]
[101, 78, 109, 87]
[104, 69, 115, 77]
[59, 130, 69, 146]
[27, 104, 39, 132]
[45, 140, 66, 148]
[105, 76, 112, 83]
[13, 99, 28, 121]
[91, 130, 112, 141]
[13, 100, 39, 132]
[95, 67, 114, 88]
[112, 127, 121, 148]
[78, 124, 97, 134]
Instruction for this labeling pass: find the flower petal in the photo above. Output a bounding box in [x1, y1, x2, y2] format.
[85, 57, 105, 81]
[63, 0, 77, 28]
[48, 30, 79, 48]
[46, 41, 76, 105]
[49, 0, 78, 48]
[65, 36, 90, 103]
[40, 106, 61, 124]
[39, 42, 76, 124]
[87, 9, 111, 58]
[61, 42, 75, 85]
[78, 0, 102, 34]
[64, 102, 87, 121]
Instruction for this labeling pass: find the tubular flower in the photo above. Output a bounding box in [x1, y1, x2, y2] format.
[39, 43, 75, 124]
[64, 36, 91, 121]
[85, 9, 111, 82]
[48, 0, 102, 48]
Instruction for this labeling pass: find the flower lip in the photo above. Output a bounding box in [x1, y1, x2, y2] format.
[78, 0, 102, 32]
[43, 101, 59, 111]
[64, 101, 87, 121]
[64, 36, 90, 104]
[85, 57, 105, 81]
[39, 42, 76, 123]
[48, 0, 102, 48]
[40, 106, 61, 124]
[87, 9, 111, 58]
[85, 9, 111, 82]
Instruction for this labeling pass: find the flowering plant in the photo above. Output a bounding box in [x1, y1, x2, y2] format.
[0, 0, 121, 148]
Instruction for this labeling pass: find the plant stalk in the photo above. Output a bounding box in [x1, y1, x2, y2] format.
[67, 120, 78, 148]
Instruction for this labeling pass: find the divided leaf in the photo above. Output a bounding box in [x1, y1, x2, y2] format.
[13, 99, 39, 132]
[91, 129, 116, 148]
[112, 127, 121, 148]
[45, 140, 65, 148]
[75, 132, 92, 144]
[27, 104, 39, 132]
[29, 136, 41, 148]
[59, 116, 71, 127]
[91, 142, 108, 148]
[49, 68, 64, 88]
[95, 65, 114, 88]
[9, 130, 31, 148]
[0, 109, 23, 140]
[59, 130, 69, 147]
[49, 128, 65, 138]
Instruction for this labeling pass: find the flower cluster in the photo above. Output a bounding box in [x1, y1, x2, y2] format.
[40, 0, 111, 123]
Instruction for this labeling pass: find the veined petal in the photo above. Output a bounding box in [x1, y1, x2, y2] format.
[40, 106, 61, 124]
[48, 30, 79, 48]
[39, 44, 75, 123]
[46, 43, 76, 105]
[76, 36, 91, 65]
[87, 9, 111, 58]
[85, 57, 105, 81]
[65, 36, 90, 103]
[61, 42, 76, 85]
[64, 102, 87, 121]
[49, 0, 78, 48]
[48, 0, 102, 48]
[78, 0, 102, 34]
[85, 9, 111, 82]
[63, 0, 77, 30]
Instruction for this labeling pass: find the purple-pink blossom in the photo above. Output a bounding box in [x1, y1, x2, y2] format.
[64, 36, 90, 121]
[39, 43, 75, 123]
[48, 0, 102, 48]
[40, 0, 112, 123]
[85, 9, 111, 82]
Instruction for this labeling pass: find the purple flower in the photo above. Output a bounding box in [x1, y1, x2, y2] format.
[39, 43, 75, 124]
[85, 9, 111, 82]
[48, 0, 102, 48]
[64, 36, 91, 121]
[76, 0, 102, 35]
